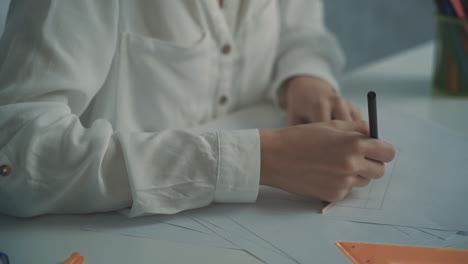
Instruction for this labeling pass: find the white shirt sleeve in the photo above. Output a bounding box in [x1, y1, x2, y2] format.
[270, 0, 346, 106]
[0, 0, 260, 218]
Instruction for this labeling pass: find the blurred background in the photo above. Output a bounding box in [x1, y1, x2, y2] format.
[0, 0, 434, 71]
[325, 0, 434, 70]
[0, 0, 7, 36]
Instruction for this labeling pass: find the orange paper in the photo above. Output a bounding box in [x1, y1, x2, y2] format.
[336, 241, 468, 264]
[63, 252, 85, 264]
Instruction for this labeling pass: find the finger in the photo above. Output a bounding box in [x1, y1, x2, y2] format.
[287, 110, 304, 126]
[349, 103, 362, 121]
[363, 139, 397, 162]
[353, 175, 371, 187]
[332, 98, 353, 121]
[357, 158, 386, 180]
[323, 187, 351, 202]
[309, 101, 332, 122]
[329, 120, 370, 135]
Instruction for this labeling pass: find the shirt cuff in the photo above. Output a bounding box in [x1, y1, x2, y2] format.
[213, 129, 260, 203]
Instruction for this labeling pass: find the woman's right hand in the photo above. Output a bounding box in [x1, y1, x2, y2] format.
[259, 120, 396, 202]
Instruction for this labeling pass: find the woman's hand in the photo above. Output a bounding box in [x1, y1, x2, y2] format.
[259, 120, 396, 202]
[283, 76, 362, 125]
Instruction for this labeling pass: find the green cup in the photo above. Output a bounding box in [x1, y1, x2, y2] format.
[433, 14, 468, 96]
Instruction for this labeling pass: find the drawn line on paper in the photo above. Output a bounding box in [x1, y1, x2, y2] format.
[377, 149, 401, 210]
[224, 214, 301, 263]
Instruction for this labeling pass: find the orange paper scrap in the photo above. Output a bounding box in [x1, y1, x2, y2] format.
[63, 252, 85, 264]
[336, 241, 468, 264]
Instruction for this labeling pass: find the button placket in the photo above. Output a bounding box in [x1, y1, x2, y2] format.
[221, 44, 231, 54]
[209, 3, 234, 117]
[0, 164, 12, 177]
[214, 30, 233, 115]
[218, 95, 228, 105]
[217, 44, 233, 114]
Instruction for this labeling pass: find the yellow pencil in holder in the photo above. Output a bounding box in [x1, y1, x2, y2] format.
[433, 14, 468, 96]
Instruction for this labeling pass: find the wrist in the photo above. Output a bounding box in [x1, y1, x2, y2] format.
[286, 76, 336, 97]
[259, 129, 281, 186]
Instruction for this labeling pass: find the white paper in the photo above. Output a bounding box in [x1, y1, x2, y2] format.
[324, 109, 468, 231]
[81, 186, 457, 264]
[81, 213, 238, 249]
[191, 214, 299, 264]
[81, 209, 300, 263]
[197, 103, 468, 231]
[220, 187, 439, 264]
[81, 102, 468, 264]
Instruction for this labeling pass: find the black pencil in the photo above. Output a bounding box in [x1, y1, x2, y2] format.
[322, 92, 379, 214]
[367, 91, 378, 139]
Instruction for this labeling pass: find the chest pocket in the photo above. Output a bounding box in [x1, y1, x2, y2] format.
[236, 0, 279, 104]
[113, 31, 215, 131]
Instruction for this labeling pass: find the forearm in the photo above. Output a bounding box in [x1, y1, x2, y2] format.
[271, 0, 345, 107]
[0, 102, 261, 217]
[0, 103, 130, 216]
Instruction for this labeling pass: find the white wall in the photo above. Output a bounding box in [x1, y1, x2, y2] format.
[325, 0, 434, 70]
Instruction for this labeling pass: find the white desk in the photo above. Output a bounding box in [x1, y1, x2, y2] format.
[1, 42, 467, 263]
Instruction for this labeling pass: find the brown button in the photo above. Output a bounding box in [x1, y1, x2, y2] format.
[221, 44, 231, 54]
[0, 165, 12, 177]
[219, 95, 228, 105]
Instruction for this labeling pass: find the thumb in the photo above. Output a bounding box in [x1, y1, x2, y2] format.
[328, 120, 370, 135]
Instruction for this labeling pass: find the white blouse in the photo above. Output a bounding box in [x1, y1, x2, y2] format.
[0, 0, 344, 217]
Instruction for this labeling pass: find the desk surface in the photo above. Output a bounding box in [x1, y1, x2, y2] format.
[1, 42, 467, 264]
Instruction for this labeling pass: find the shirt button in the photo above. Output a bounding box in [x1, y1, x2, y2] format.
[221, 44, 231, 55]
[0, 165, 12, 177]
[218, 95, 228, 105]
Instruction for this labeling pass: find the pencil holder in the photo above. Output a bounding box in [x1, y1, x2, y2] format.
[433, 14, 468, 96]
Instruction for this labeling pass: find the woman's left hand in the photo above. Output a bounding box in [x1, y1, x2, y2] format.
[283, 76, 362, 126]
